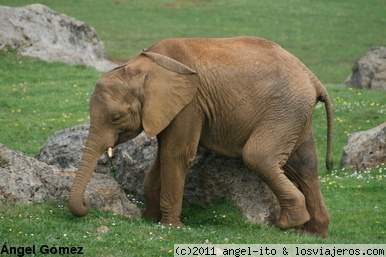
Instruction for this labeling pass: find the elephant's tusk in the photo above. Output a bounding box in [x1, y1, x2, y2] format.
[107, 147, 113, 158]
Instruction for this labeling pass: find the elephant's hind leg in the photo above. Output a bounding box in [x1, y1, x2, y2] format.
[242, 134, 311, 230]
[283, 133, 330, 238]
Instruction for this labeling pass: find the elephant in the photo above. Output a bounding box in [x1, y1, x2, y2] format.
[68, 36, 333, 238]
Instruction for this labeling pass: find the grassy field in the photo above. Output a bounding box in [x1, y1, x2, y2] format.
[1, 0, 386, 256]
[3, 0, 386, 84]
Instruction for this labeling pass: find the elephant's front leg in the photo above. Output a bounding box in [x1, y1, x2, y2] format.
[159, 153, 188, 227]
[158, 138, 199, 227]
[157, 111, 202, 227]
[143, 149, 162, 223]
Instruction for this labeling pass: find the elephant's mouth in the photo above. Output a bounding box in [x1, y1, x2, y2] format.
[115, 129, 142, 146]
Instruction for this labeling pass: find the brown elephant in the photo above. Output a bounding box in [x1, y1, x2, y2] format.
[68, 36, 333, 238]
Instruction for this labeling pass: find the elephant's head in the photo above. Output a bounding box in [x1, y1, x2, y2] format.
[68, 51, 197, 217]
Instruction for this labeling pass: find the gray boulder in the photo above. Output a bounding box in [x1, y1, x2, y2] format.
[36, 124, 280, 226]
[341, 122, 386, 171]
[0, 144, 140, 220]
[345, 46, 386, 90]
[0, 4, 117, 72]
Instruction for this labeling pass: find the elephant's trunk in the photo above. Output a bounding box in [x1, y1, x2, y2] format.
[68, 126, 114, 217]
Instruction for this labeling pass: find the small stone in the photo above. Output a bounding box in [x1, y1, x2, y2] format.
[97, 225, 109, 234]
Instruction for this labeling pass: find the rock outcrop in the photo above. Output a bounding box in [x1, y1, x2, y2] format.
[0, 144, 140, 220]
[36, 124, 280, 226]
[345, 46, 386, 90]
[0, 4, 117, 72]
[341, 122, 386, 171]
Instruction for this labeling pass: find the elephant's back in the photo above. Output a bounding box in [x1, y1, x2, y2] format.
[153, 37, 309, 82]
[148, 36, 319, 102]
[147, 36, 284, 68]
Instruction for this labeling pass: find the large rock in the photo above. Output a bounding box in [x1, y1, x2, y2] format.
[0, 144, 140, 220]
[0, 4, 117, 72]
[345, 46, 386, 90]
[36, 124, 280, 226]
[341, 122, 386, 171]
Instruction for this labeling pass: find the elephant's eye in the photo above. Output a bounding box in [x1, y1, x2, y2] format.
[111, 114, 122, 124]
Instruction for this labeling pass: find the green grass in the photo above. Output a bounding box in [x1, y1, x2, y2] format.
[3, 0, 386, 84]
[0, 169, 385, 257]
[1, 0, 386, 255]
[0, 50, 101, 155]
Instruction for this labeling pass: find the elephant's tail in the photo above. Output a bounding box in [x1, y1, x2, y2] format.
[316, 82, 333, 172]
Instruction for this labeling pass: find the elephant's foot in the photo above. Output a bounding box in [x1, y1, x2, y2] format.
[160, 217, 184, 228]
[144, 208, 161, 223]
[295, 226, 328, 238]
[294, 216, 329, 238]
[277, 205, 310, 229]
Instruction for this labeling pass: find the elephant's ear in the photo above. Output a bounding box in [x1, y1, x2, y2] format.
[141, 51, 198, 138]
[142, 51, 196, 74]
